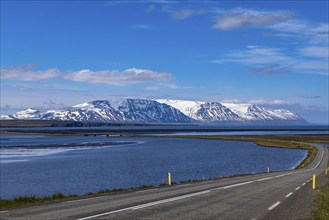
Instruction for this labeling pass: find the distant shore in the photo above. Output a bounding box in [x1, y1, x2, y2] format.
[153, 134, 326, 169]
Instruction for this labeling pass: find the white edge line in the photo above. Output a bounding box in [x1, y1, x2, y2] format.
[221, 181, 253, 189]
[285, 192, 293, 198]
[256, 177, 273, 182]
[77, 190, 210, 220]
[77, 179, 257, 220]
[132, 190, 211, 210]
[77, 207, 131, 220]
[135, 188, 159, 193]
[77, 156, 327, 220]
[310, 149, 324, 170]
[302, 183, 306, 186]
[0, 211, 8, 213]
[275, 174, 285, 178]
[268, 201, 280, 211]
[295, 187, 300, 191]
[64, 196, 107, 203]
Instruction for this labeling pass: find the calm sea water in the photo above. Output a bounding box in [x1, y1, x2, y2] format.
[0, 134, 307, 199]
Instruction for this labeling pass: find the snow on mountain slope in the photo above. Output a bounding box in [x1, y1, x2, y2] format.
[12, 108, 42, 120]
[157, 99, 205, 118]
[0, 115, 14, 120]
[2, 98, 305, 123]
[4, 99, 191, 123]
[157, 99, 240, 121]
[222, 103, 302, 121]
[106, 99, 191, 122]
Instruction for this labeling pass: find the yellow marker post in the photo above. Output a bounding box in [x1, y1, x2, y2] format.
[312, 174, 316, 190]
[325, 168, 328, 175]
[168, 172, 171, 186]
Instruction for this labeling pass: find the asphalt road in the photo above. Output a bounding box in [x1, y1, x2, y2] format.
[1, 144, 328, 220]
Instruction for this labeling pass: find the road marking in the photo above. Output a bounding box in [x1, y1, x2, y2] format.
[285, 192, 293, 198]
[221, 181, 253, 189]
[63, 196, 107, 203]
[275, 174, 285, 178]
[0, 211, 8, 214]
[310, 149, 324, 170]
[268, 201, 280, 211]
[76, 149, 327, 220]
[295, 187, 300, 191]
[135, 188, 159, 193]
[302, 183, 306, 186]
[256, 177, 273, 182]
[174, 184, 191, 188]
[77, 190, 210, 220]
[77, 207, 132, 220]
[132, 190, 211, 210]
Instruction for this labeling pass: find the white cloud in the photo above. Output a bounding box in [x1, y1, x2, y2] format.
[212, 9, 293, 30]
[292, 60, 328, 75]
[1, 65, 174, 86]
[64, 68, 172, 86]
[144, 82, 191, 90]
[211, 45, 328, 76]
[270, 21, 329, 45]
[298, 46, 329, 58]
[211, 46, 292, 65]
[1, 65, 60, 81]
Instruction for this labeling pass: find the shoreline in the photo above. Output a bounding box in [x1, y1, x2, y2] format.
[0, 170, 289, 209]
[1, 133, 325, 209]
[154, 134, 321, 169]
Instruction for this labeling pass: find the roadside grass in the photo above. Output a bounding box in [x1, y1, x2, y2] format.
[0, 173, 262, 210]
[0, 192, 75, 209]
[0, 185, 162, 209]
[313, 175, 329, 220]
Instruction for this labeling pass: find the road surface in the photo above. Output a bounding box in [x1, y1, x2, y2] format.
[1, 144, 328, 220]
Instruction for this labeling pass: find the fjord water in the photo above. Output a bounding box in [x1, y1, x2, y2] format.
[0, 134, 307, 199]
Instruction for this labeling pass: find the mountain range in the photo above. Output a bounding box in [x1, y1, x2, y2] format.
[1, 98, 306, 124]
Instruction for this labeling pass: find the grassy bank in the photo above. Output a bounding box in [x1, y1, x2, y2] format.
[0, 185, 153, 209]
[313, 175, 329, 220]
[0, 173, 265, 209]
[0, 192, 72, 209]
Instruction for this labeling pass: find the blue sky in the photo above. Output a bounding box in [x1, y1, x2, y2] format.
[1, 0, 328, 124]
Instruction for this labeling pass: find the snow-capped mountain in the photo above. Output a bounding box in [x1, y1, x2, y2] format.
[157, 99, 240, 122]
[1, 98, 306, 124]
[12, 108, 42, 120]
[222, 103, 302, 121]
[3, 99, 191, 123]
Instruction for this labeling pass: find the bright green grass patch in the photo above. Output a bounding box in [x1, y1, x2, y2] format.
[0, 192, 76, 209]
[313, 176, 329, 220]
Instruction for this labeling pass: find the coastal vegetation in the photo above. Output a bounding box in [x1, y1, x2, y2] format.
[313, 175, 329, 220]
